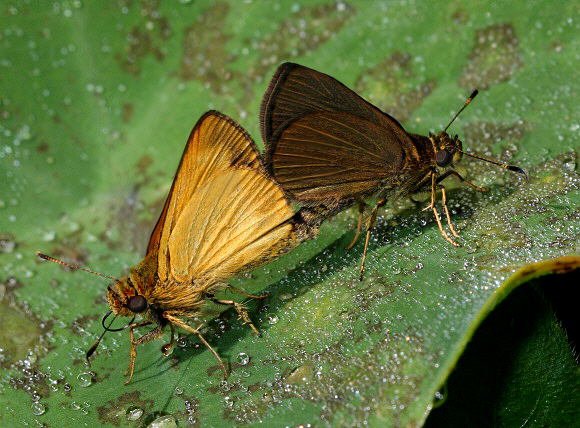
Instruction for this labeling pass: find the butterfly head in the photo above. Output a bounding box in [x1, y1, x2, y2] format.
[107, 277, 149, 318]
[430, 131, 463, 171]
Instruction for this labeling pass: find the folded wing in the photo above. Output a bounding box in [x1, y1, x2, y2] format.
[260, 62, 401, 143]
[168, 168, 295, 286]
[268, 110, 410, 208]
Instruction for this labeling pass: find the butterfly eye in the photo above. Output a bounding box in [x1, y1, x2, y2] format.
[127, 295, 147, 313]
[436, 149, 453, 167]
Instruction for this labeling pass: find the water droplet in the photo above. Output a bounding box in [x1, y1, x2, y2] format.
[285, 365, 314, 384]
[41, 230, 56, 242]
[266, 313, 278, 325]
[126, 406, 144, 421]
[0, 234, 16, 253]
[76, 372, 92, 387]
[432, 385, 447, 408]
[237, 352, 250, 365]
[31, 402, 46, 415]
[174, 386, 183, 395]
[278, 292, 293, 301]
[149, 414, 177, 428]
[161, 343, 174, 356]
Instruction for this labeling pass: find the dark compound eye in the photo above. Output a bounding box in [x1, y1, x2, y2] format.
[436, 149, 453, 167]
[127, 295, 147, 313]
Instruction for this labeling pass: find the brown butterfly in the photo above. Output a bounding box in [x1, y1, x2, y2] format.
[260, 63, 527, 279]
[38, 111, 319, 383]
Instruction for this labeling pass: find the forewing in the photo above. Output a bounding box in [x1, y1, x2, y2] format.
[167, 168, 296, 285]
[150, 111, 265, 280]
[260, 62, 401, 144]
[270, 111, 411, 207]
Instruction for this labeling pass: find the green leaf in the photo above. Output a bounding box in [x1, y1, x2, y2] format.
[1, 1, 579, 426]
[425, 268, 580, 427]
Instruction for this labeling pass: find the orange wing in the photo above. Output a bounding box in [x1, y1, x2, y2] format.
[150, 111, 296, 286]
[167, 168, 295, 286]
[147, 110, 262, 255]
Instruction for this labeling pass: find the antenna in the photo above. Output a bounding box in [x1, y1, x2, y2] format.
[440, 91, 528, 182]
[36, 251, 117, 281]
[458, 150, 529, 182]
[444, 90, 478, 133]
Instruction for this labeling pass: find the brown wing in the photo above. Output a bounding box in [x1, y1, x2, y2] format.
[260, 63, 405, 145]
[147, 110, 263, 255]
[165, 168, 296, 288]
[269, 110, 413, 209]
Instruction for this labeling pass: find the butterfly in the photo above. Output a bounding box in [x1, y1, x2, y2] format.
[39, 111, 319, 383]
[260, 63, 527, 279]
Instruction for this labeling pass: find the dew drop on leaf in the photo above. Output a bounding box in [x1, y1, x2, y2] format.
[126, 406, 144, 421]
[76, 372, 92, 387]
[30, 402, 46, 416]
[237, 352, 250, 365]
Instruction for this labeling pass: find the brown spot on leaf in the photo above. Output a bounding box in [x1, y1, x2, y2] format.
[460, 23, 522, 90]
[122, 102, 134, 124]
[37, 141, 49, 153]
[116, 0, 172, 76]
[245, 2, 354, 79]
[179, 2, 232, 88]
[69, 314, 99, 336]
[97, 390, 154, 426]
[178, 1, 353, 107]
[355, 52, 436, 122]
[462, 120, 531, 167]
[135, 154, 153, 174]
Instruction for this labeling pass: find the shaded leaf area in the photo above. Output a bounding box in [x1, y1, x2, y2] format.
[425, 269, 580, 427]
[1, 1, 580, 427]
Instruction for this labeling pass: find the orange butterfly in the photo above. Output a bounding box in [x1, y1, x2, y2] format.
[39, 111, 319, 383]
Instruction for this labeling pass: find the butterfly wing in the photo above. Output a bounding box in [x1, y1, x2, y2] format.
[267, 110, 415, 211]
[260, 62, 401, 144]
[167, 168, 296, 287]
[148, 111, 296, 287]
[147, 110, 263, 256]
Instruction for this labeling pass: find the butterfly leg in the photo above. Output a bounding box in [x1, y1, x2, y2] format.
[439, 185, 460, 239]
[359, 199, 386, 281]
[210, 297, 262, 337]
[227, 285, 269, 299]
[124, 321, 164, 385]
[346, 201, 367, 250]
[161, 323, 176, 357]
[423, 172, 460, 246]
[163, 313, 228, 379]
